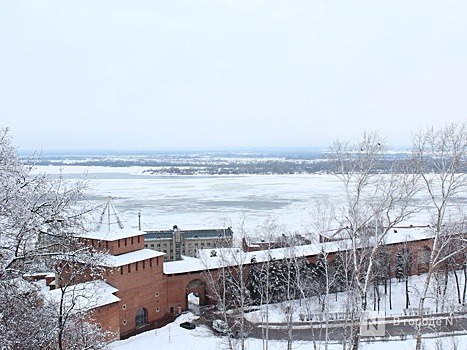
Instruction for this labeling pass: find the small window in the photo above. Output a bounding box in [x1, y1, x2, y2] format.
[118, 240, 121, 248]
[157, 244, 161, 247]
[125, 238, 127, 246]
[128, 264, 131, 273]
[136, 262, 138, 271]
[120, 267, 123, 275]
[143, 260, 145, 269]
[145, 244, 148, 248]
[131, 237, 134, 245]
[150, 258, 153, 267]
[135, 308, 148, 328]
[151, 244, 154, 247]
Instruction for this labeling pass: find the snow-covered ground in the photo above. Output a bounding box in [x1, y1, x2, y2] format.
[109, 311, 467, 350]
[245, 273, 467, 324]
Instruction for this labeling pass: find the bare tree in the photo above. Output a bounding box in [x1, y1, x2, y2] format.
[329, 130, 419, 350]
[411, 122, 467, 350]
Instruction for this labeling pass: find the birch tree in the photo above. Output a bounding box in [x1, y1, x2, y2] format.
[329, 130, 419, 350]
[411, 122, 467, 350]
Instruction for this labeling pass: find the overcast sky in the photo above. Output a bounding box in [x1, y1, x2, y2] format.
[1, 1, 466, 151]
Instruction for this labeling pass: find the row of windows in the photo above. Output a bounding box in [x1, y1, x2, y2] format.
[117, 236, 141, 248]
[119, 257, 159, 275]
[145, 242, 211, 248]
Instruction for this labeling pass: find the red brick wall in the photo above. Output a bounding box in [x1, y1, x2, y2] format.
[80, 235, 145, 256]
[92, 303, 120, 341]
[105, 256, 167, 337]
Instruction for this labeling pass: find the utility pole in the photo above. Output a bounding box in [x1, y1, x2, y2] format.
[138, 210, 141, 231]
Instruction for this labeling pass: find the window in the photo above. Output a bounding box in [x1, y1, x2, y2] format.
[131, 237, 134, 245]
[157, 244, 161, 247]
[150, 258, 152, 267]
[120, 267, 123, 275]
[128, 264, 131, 273]
[135, 308, 148, 328]
[136, 262, 138, 271]
[151, 244, 154, 247]
[138, 236, 140, 243]
[201, 243, 204, 246]
[125, 238, 127, 246]
[118, 240, 120, 248]
[144, 244, 148, 248]
[143, 260, 145, 269]
[207, 242, 211, 246]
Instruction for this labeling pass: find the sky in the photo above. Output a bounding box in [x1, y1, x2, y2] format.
[1, 1, 466, 152]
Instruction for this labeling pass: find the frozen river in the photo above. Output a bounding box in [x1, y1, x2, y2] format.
[32, 166, 349, 237]
[32, 166, 452, 240]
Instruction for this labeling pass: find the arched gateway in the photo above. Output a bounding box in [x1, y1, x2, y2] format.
[186, 279, 207, 310]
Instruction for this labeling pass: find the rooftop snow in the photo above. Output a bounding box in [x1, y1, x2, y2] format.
[79, 228, 142, 241]
[163, 225, 434, 275]
[48, 280, 120, 312]
[80, 198, 141, 241]
[103, 249, 165, 267]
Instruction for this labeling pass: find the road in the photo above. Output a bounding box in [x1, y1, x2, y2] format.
[246, 313, 467, 342]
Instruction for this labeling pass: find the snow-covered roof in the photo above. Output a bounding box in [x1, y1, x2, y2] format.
[163, 225, 435, 275]
[80, 197, 141, 241]
[383, 225, 433, 245]
[48, 280, 120, 312]
[79, 228, 142, 241]
[103, 249, 165, 267]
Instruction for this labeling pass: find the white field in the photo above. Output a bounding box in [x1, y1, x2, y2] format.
[32, 166, 436, 238]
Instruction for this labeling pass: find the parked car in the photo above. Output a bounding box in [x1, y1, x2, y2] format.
[180, 321, 196, 330]
[212, 319, 228, 334]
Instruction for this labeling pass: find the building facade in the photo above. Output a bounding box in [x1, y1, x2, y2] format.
[144, 225, 233, 261]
